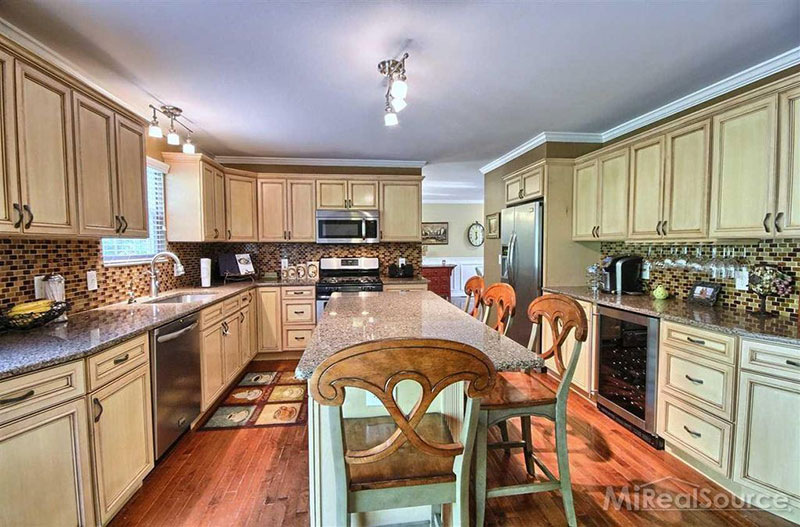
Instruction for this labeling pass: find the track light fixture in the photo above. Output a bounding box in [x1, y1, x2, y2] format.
[378, 52, 409, 126]
[148, 104, 197, 153]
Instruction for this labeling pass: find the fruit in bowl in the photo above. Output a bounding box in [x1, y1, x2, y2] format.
[651, 285, 669, 300]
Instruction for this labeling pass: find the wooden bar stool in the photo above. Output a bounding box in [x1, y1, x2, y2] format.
[481, 283, 516, 336]
[309, 338, 497, 526]
[474, 294, 588, 527]
[463, 276, 485, 319]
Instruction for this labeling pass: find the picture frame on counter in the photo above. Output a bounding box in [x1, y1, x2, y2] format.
[421, 222, 449, 245]
[486, 212, 500, 239]
[688, 281, 721, 306]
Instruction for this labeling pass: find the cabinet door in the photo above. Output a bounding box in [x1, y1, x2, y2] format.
[213, 168, 226, 239]
[710, 95, 778, 238]
[663, 120, 711, 239]
[542, 297, 593, 395]
[257, 288, 282, 352]
[201, 323, 226, 410]
[115, 114, 148, 238]
[316, 179, 348, 209]
[348, 180, 378, 209]
[258, 179, 287, 241]
[15, 61, 77, 235]
[778, 86, 800, 237]
[223, 314, 241, 384]
[225, 173, 258, 241]
[734, 371, 800, 510]
[0, 399, 95, 527]
[90, 364, 154, 524]
[380, 180, 421, 241]
[0, 49, 18, 234]
[239, 305, 254, 366]
[597, 149, 629, 239]
[628, 137, 664, 240]
[572, 159, 599, 240]
[287, 179, 316, 242]
[201, 163, 219, 241]
[504, 175, 523, 204]
[74, 92, 118, 237]
[522, 165, 544, 200]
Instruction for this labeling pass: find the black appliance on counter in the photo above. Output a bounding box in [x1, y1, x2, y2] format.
[388, 263, 414, 278]
[315, 257, 383, 319]
[596, 305, 663, 448]
[600, 256, 643, 294]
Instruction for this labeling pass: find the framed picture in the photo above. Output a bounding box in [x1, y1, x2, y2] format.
[421, 222, 449, 245]
[486, 213, 500, 239]
[688, 281, 721, 306]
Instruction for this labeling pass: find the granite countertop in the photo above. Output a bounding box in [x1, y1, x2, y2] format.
[544, 286, 800, 347]
[381, 275, 430, 284]
[0, 279, 319, 381]
[295, 290, 542, 379]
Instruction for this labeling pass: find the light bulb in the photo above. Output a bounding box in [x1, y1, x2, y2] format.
[148, 123, 163, 138]
[167, 129, 180, 145]
[384, 111, 398, 127]
[390, 97, 407, 112]
[390, 78, 408, 99]
[182, 137, 195, 154]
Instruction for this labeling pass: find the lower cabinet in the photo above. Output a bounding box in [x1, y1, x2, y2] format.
[0, 398, 95, 527]
[258, 287, 282, 352]
[240, 303, 256, 366]
[222, 313, 241, 384]
[201, 321, 226, 411]
[383, 282, 428, 292]
[88, 364, 154, 525]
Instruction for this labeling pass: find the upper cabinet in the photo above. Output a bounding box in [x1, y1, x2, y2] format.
[0, 49, 17, 235]
[255, 176, 315, 242]
[380, 180, 421, 241]
[257, 178, 287, 242]
[316, 179, 378, 210]
[628, 136, 664, 239]
[15, 61, 77, 236]
[571, 150, 627, 241]
[572, 159, 599, 240]
[225, 171, 258, 241]
[709, 95, 778, 238]
[504, 162, 544, 205]
[164, 154, 231, 242]
[114, 114, 148, 238]
[778, 86, 800, 237]
[287, 179, 316, 242]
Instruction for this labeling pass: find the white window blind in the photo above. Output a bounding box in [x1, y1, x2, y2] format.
[102, 167, 167, 265]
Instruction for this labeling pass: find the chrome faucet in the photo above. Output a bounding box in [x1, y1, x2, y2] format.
[149, 251, 185, 298]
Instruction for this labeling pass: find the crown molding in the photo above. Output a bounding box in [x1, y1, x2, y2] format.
[481, 46, 800, 175]
[146, 156, 171, 173]
[479, 132, 601, 174]
[215, 156, 427, 168]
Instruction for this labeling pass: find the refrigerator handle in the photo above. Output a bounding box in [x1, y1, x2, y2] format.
[508, 232, 517, 285]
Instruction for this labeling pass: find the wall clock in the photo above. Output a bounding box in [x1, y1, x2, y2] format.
[467, 221, 485, 247]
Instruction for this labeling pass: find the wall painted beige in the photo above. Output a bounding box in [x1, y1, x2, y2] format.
[422, 203, 484, 258]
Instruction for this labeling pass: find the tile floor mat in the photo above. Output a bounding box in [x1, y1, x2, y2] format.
[201, 370, 307, 430]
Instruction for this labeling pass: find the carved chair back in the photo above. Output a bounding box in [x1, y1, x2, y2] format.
[481, 283, 516, 336]
[463, 276, 485, 319]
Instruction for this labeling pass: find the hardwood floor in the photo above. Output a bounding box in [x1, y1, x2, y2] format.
[111, 361, 793, 527]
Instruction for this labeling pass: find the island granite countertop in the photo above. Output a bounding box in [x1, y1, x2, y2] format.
[0, 279, 317, 380]
[380, 275, 430, 285]
[295, 290, 542, 379]
[544, 286, 800, 347]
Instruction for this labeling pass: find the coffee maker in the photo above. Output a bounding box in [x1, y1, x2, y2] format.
[600, 256, 643, 294]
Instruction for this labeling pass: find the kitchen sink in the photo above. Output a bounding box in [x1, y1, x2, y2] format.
[146, 294, 215, 304]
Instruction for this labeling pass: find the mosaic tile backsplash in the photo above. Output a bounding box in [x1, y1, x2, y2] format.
[601, 239, 799, 319]
[0, 238, 421, 314]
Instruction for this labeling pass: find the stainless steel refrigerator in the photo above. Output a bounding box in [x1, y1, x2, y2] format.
[501, 200, 543, 347]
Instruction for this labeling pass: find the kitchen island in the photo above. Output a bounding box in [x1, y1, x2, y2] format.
[299, 290, 542, 527]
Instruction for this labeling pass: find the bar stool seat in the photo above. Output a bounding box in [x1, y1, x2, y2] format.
[481, 372, 556, 409]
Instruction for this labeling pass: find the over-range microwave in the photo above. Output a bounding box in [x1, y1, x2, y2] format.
[316, 210, 380, 244]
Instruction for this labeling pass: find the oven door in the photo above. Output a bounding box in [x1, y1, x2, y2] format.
[316, 210, 379, 244]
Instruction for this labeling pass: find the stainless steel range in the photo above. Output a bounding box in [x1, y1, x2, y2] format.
[315, 257, 383, 318]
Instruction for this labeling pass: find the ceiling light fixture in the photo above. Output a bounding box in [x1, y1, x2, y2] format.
[182, 134, 196, 154]
[148, 106, 163, 138]
[148, 104, 197, 151]
[378, 52, 409, 126]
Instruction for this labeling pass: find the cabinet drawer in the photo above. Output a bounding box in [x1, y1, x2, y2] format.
[659, 345, 735, 420]
[283, 326, 315, 350]
[282, 300, 315, 324]
[0, 361, 86, 426]
[741, 338, 800, 382]
[87, 333, 149, 391]
[223, 296, 240, 315]
[660, 321, 736, 364]
[282, 286, 315, 300]
[239, 289, 255, 307]
[201, 302, 225, 328]
[658, 394, 733, 476]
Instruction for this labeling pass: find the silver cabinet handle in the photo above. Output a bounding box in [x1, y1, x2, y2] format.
[683, 425, 701, 438]
[686, 336, 706, 346]
[0, 389, 34, 406]
[156, 322, 198, 343]
[684, 374, 704, 385]
[763, 212, 772, 233]
[775, 212, 784, 233]
[93, 398, 104, 423]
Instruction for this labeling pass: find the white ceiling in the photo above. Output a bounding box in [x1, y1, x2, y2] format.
[1, 1, 798, 202]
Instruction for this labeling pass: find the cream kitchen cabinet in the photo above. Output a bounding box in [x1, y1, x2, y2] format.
[571, 149, 628, 241]
[777, 85, 800, 237]
[164, 153, 228, 242]
[628, 120, 711, 240]
[0, 398, 96, 527]
[571, 159, 599, 240]
[88, 364, 154, 525]
[316, 179, 378, 209]
[201, 321, 226, 411]
[205, 164, 226, 241]
[225, 171, 258, 241]
[504, 162, 544, 205]
[709, 95, 778, 238]
[542, 296, 594, 396]
[15, 60, 78, 235]
[0, 48, 18, 235]
[257, 177, 315, 242]
[257, 178, 287, 241]
[257, 287, 282, 352]
[222, 313, 241, 384]
[287, 179, 316, 241]
[380, 180, 421, 241]
[113, 114, 148, 238]
[240, 302, 256, 365]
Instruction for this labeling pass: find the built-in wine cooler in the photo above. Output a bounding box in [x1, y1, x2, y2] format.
[596, 306, 663, 448]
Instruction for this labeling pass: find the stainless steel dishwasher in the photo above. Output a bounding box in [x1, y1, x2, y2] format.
[151, 314, 201, 459]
